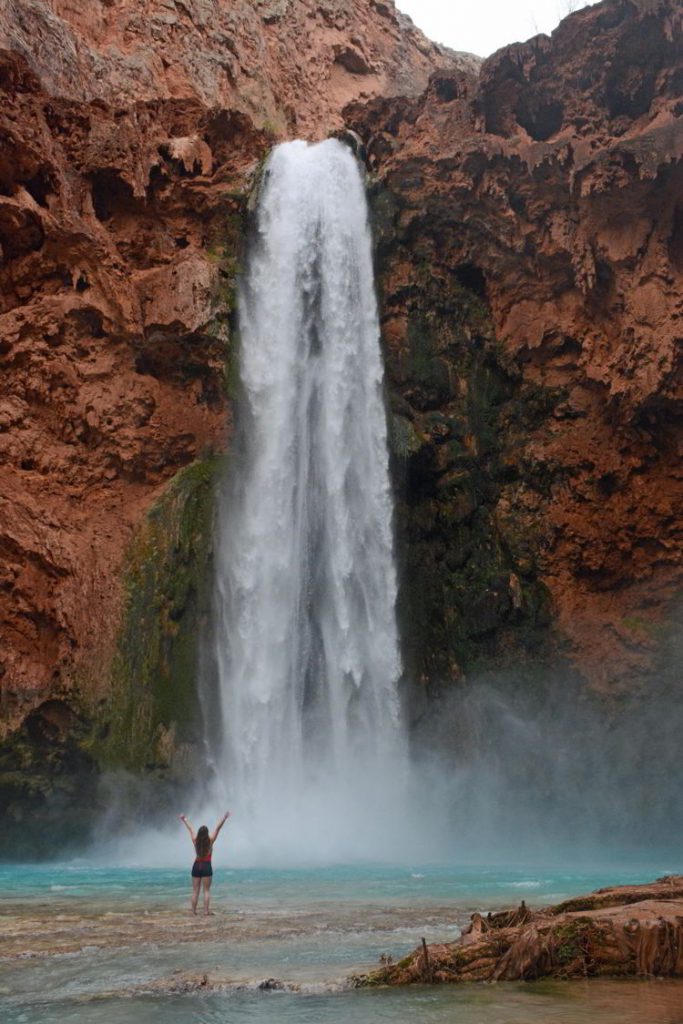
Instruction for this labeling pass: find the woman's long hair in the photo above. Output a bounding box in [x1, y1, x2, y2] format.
[195, 825, 211, 858]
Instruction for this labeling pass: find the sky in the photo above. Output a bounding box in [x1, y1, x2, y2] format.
[395, 0, 601, 58]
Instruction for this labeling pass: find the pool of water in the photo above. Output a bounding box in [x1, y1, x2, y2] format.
[4, 981, 683, 1024]
[1, 862, 681, 1023]
[2, 860, 675, 909]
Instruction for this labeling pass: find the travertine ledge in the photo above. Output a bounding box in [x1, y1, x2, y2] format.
[352, 876, 683, 985]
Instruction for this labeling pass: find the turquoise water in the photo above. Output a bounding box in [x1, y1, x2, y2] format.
[2, 861, 676, 907]
[2, 862, 682, 1023]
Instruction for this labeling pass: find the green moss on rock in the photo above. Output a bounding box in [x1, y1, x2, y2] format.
[371, 181, 561, 685]
[91, 456, 222, 774]
[389, 414, 424, 459]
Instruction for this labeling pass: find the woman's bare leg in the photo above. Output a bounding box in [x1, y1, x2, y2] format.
[191, 876, 201, 915]
[202, 876, 213, 915]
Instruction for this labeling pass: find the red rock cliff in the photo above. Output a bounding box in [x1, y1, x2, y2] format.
[0, 0, 681, 760]
[0, 0, 459, 739]
[348, 0, 682, 690]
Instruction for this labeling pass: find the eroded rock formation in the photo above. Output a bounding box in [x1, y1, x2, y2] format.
[355, 876, 683, 984]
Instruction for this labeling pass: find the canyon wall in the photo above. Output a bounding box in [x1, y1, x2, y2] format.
[348, 0, 682, 692]
[0, 0, 680, 851]
[0, 0, 461, 850]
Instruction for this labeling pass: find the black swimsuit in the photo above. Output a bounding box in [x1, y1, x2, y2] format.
[192, 847, 213, 878]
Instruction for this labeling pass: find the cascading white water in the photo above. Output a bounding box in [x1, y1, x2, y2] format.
[211, 138, 410, 863]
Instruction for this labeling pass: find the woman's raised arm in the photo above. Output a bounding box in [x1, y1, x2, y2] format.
[179, 813, 196, 844]
[210, 811, 231, 845]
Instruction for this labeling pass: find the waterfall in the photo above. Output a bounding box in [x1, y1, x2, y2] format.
[210, 139, 408, 863]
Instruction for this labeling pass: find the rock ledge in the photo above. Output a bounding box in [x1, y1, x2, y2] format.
[353, 876, 683, 985]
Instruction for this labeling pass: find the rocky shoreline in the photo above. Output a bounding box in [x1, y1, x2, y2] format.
[353, 876, 683, 986]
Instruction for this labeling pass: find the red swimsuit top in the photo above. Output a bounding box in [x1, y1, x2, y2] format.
[195, 844, 212, 863]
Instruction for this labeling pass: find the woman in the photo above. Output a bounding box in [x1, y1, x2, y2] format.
[179, 810, 230, 915]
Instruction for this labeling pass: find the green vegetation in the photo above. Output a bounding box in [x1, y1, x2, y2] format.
[90, 455, 223, 774]
[552, 918, 599, 972]
[261, 118, 280, 140]
[389, 414, 424, 459]
[86, 186, 252, 774]
[205, 202, 250, 402]
[371, 182, 560, 684]
[207, 210, 244, 318]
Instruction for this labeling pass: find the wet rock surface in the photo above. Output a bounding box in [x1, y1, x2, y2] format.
[0, 894, 465, 961]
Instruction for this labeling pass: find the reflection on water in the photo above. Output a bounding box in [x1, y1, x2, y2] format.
[1, 863, 682, 1023]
